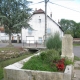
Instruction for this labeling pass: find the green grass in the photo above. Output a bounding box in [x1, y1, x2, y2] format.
[22, 49, 60, 72]
[0, 53, 32, 80]
[73, 43, 80, 46]
[22, 56, 57, 72]
[22, 49, 73, 72]
[22, 55, 73, 72]
[74, 56, 80, 61]
[0, 47, 32, 80]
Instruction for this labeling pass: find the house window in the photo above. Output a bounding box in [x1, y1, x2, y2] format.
[38, 37, 42, 43]
[39, 19, 41, 23]
[28, 27, 32, 35]
[47, 28, 51, 34]
[39, 16, 41, 23]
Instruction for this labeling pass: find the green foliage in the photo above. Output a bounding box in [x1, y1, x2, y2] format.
[74, 56, 80, 61]
[46, 33, 62, 50]
[22, 49, 61, 72]
[22, 56, 52, 71]
[40, 49, 60, 63]
[0, 0, 32, 44]
[59, 19, 80, 38]
[0, 52, 32, 80]
[0, 67, 3, 79]
[64, 57, 73, 66]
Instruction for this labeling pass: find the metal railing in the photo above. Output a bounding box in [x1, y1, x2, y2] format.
[22, 40, 45, 48]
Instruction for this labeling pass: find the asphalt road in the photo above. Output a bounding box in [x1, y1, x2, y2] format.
[73, 46, 80, 57]
[0, 43, 23, 48]
[0, 43, 80, 57]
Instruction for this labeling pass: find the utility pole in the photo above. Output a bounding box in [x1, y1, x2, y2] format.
[44, 0, 49, 46]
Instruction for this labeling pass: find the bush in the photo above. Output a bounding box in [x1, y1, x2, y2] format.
[46, 32, 62, 50]
[22, 49, 61, 72]
[22, 49, 73, 72]
[40, 49, 60, 63]
[64, 57, 73, 66]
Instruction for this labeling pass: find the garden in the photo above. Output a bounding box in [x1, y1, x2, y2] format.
[22, 49, 73, 72]
[2, 33, 76, 80]
[22, 33, 73, 72]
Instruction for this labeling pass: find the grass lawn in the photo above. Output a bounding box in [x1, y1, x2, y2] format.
[74, 56, 80, 61]
[73, 43, 80, 46]
[0, 46, 33, 80]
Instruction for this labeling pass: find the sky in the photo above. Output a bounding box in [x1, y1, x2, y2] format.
[28, 0, 80, 23]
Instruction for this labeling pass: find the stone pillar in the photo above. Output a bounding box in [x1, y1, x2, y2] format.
[61, 34, 74, 61]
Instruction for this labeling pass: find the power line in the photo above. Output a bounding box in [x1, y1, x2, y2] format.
[47, 3, 52, 12]
[29, 1, 44, 6]
[49, 1, 80, 13]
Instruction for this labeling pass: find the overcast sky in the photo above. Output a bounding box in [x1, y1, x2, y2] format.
[28, 0, 80, 23]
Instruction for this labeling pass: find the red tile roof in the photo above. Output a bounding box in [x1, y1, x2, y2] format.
[32, 9, 63, 32]
[33, 9, 45, 14]
[0, 27, 4, 32]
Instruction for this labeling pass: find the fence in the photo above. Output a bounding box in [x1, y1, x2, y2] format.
[22, 40, 45, 47]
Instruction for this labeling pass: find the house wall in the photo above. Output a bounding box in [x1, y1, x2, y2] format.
[0, 32, 21, 42]
[21, 13, 63, 43]
[0, 33, 9, 41]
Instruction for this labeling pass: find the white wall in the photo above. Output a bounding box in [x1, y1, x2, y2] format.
[0, 33, 9, 41]
[22, 13, 63, 43]
[0, 33, 21, 41]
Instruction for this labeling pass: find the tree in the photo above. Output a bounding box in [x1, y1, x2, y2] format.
[59, 19, 80, 38]
[74, 23, 80, 38]
[0, 0, 32, 45]
[59, 19, 70, 33]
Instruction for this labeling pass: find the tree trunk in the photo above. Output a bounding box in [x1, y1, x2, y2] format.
[9, 33, 12, 46]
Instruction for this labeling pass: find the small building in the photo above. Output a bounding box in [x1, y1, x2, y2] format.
[0, 26, 21, 43]
[21, 9, 63, 44]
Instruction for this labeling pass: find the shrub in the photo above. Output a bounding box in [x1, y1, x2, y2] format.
[46, 32, 62, 50]
[64, 57, 73, 66]
[40, 49, 60, 63]
[22, 50, 73, 72]
[22, 49, 61, 72]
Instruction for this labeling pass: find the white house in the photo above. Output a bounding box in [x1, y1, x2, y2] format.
[0, 27, 21, 43]
[21, 9, 63, 44]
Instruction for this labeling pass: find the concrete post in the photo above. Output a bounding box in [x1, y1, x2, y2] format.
[61, 34, 74, 61]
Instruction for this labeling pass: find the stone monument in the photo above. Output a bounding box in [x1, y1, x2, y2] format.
[61, 34, 74, 61]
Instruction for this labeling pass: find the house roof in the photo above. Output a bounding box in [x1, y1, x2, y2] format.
[0, 27, 4, 32]
[32, 9, 63, 32]
[33, 9, 45, 14]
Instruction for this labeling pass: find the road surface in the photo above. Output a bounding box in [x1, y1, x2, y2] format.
[0, 43, 80, 57]
[73, 46, 80, 57]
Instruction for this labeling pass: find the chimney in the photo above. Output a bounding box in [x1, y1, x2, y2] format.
[50, 12, 52, 18]
[58, 19, 60, 24]
[35, 8, 37, 11]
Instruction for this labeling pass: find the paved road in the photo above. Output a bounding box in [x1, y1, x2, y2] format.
[0, 43, 80, 57]
[0, 43, 23, 48]
[73, 46, 80, 57]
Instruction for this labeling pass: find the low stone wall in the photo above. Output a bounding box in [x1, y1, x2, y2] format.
[4, 53, 73, 80]
[4, 67, 72, 80]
